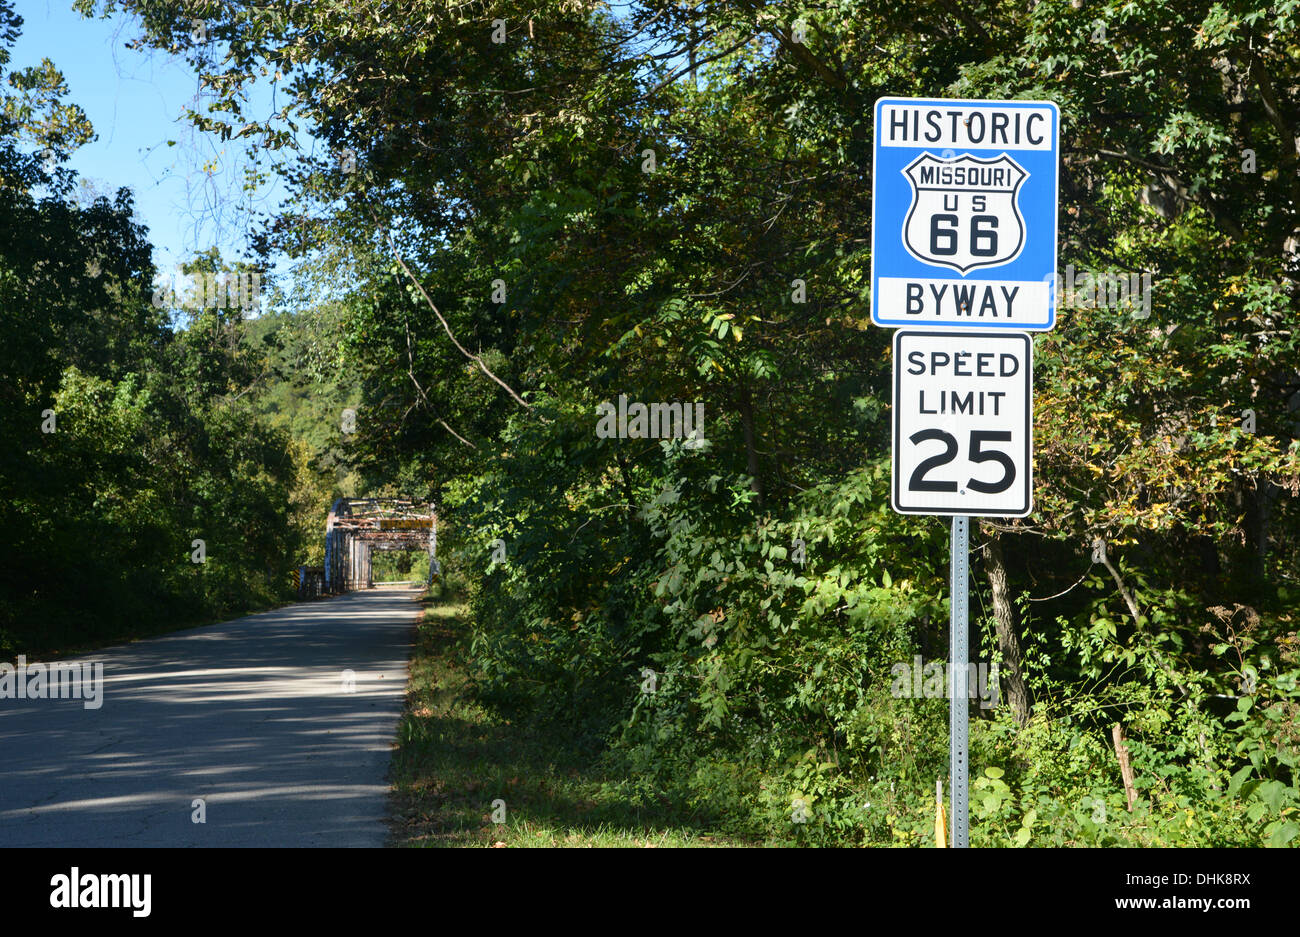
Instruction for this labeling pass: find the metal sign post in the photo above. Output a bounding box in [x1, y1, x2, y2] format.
[949, 515, 969, 847]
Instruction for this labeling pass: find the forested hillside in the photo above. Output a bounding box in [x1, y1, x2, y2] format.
[9, 0, 1298, 845]
[0, 17, 299, 651]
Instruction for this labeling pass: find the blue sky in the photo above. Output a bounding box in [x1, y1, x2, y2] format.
[12, 1, 289, 279]
[9, 1, 663, 307]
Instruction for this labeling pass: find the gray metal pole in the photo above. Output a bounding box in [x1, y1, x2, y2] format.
[949, 515, 970, 847]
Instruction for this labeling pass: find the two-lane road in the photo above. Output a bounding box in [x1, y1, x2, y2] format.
[0, 587, 418, 847]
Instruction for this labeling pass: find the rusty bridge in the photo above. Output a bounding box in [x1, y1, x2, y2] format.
[318, 497, 438, 594]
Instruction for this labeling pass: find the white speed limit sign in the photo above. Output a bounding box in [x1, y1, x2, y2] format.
[892, 330, 1032, 517]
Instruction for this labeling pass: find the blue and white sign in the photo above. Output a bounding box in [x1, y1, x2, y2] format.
[871, 97, 1059, 331]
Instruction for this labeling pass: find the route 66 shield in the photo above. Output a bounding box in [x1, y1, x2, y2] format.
[902, 153, 1028, 274]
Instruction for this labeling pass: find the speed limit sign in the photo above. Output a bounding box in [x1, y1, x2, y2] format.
[892, 330, 1032, 517]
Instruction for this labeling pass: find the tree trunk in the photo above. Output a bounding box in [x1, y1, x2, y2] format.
[1246, 479, 1275, 584]
[738, 382, 764, 507]
[1094, 538, 1141, 626]
[983, 533, 1031, 726]
[1111, 723, 1139, 811]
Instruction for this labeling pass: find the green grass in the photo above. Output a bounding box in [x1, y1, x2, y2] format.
[387, 594, 757, 847]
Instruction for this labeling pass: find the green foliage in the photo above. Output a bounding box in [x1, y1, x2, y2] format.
[72, 0, 1300, 844]
[0, 7, 301, 654]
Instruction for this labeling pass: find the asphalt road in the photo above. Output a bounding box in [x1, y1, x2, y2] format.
[0, 587, 418, 847]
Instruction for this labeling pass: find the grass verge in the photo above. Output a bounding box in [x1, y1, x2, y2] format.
[387, 592, 757, 847]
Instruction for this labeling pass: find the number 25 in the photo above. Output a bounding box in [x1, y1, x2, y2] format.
[908, 429, 1016, 493]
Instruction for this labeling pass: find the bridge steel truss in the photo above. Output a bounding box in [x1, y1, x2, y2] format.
[323, 498, 438, 593]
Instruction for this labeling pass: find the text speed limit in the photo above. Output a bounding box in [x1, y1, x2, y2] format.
[892, 330, 1032, 517]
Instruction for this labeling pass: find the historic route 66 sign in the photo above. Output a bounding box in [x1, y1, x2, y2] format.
[872, 97, 1059, 331]
[902, 153, 1027, 273]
